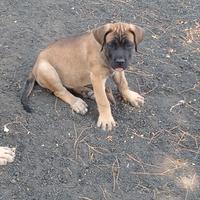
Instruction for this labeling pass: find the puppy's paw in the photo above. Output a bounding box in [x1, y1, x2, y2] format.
[71, 97, 88, 115]
[124, 90, 144, 108]
[97, 114, 116, 131]
[0, 147, 16, 166]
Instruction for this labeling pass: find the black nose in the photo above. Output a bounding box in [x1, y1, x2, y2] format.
[115, 58, 125, 66]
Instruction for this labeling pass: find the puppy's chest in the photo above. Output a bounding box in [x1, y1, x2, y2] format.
[60, 70, 91, 88]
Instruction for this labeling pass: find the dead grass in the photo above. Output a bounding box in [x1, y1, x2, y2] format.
[185, 22, 200, 44]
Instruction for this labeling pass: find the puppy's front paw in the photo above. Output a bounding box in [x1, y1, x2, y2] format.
[71, 97, 88, 115]
[124, 90, 144, 108]
[0, 147, 16, 166]
[97, 114, 116, 131]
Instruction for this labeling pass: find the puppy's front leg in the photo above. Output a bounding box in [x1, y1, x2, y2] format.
[113, 71, 144, 107]
[90, 73, 116, 131]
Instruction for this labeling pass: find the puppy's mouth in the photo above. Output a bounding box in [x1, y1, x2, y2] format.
[115, 67, 124, 72]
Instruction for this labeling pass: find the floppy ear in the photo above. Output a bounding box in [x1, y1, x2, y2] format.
[129, 24, 144, 45]
[93, 24, 112, 45]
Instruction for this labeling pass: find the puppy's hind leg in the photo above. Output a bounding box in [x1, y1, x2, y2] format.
[71, 87, 95, 99]
[34, 61, 88, 115]
[72, 86, 116, 104]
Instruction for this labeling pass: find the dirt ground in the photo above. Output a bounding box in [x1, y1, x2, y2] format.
[0, 0, 200, 199]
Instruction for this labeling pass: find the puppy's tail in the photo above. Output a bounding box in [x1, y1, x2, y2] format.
[21, 72, 35, 113]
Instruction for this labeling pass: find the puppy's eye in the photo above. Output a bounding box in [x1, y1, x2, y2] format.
[107, 43, 115, 49]
[107, 40, 118, 49]
[125, 43, 133, 49]
[107, 43, 113, 48]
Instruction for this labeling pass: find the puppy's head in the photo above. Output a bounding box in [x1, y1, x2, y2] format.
[93, 22, 144, 71]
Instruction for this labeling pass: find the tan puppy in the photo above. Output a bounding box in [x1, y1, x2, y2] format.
[21, 22, 144, 130]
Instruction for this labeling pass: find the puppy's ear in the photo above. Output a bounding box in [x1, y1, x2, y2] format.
[93, 24, 112, 45]
[129, 24, 144, 51]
